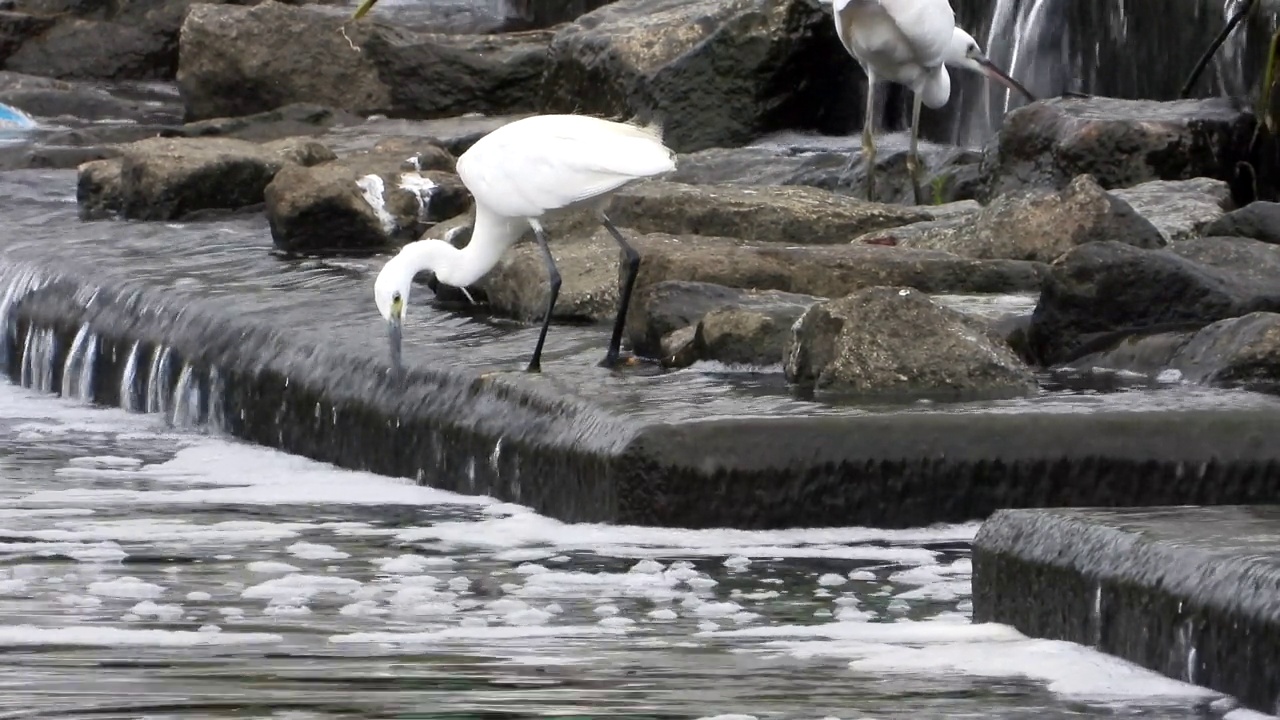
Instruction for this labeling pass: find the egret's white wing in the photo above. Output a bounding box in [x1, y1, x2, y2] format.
[877, 0, 955, 67]
[457, 114, 676, 220]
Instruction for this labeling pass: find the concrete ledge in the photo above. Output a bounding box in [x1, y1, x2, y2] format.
[8, 253, 1280, 528]
[973, 506, 1280, 714]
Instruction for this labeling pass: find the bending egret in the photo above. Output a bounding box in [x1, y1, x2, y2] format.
[832, 0, 1035, 204]
[373, 113, 677, 375]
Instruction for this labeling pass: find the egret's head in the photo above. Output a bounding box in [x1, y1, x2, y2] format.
[947, 28, 1036, 104]
[374, 256, 412, 375]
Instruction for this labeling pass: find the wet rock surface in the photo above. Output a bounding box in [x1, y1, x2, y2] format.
[1202, 201, 1280, 245]
[1027, 239, 1280, 366]
[974, 506, 1280, 716]
[177, 2, 550, 122]
[978, 96, 1256, 202]
[77, 136, 316, 221]
[783, 287, 1037, 399]
[606, 181, 932, 245]
[861, 174, 1166, 263]
[1108, 177, 1231, 244]
[539, 0, 860, 153]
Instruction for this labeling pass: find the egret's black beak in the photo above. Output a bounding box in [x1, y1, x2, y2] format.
[387, 316, 403, 377]
[976, 57, 1037, 103]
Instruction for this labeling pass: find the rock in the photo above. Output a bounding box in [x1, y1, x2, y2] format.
[979, 96, 1256, 202]
[264, 147, 469, 254]
[1052, 311, 1280, 393]
[76, 158, 123, 220]
[658, 325, 701, 369]
[321, 114, 531, 158]
[606, 181, 933, 246]
[0, 11, 56, 66]
[261, 137, 337, 167]
[694, 302, 812, 366]
[178, 2, 550, 122]
[167, 102, 364, 142]
[783, 287, 1038, 398]
[540, 0, 861, 153]
[627, 279, 817, 358]
[1166, 312, 1280, 390]
[0, 70, 182, 124]
[861, 174, 1166, 263]
[1109, 177, 1231, 243]
[1027, 239, 1280, 365]
[474, 229, 737, 324]
[6, 17, 175, 80]
[669, 139, 983, 205]
[78, 136, 305, 221]
[1202, 202, 1280, 245]
[631, 238, 1048, 317]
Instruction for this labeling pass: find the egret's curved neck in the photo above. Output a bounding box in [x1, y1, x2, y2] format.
[394, 205, 526, 289]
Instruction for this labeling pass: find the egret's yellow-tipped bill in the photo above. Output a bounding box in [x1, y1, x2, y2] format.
[351, 0, 378, 20]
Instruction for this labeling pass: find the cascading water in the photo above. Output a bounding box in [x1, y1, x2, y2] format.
[944, 0, 1280, 147]
[120, 340, 142, 413]
[0, 262, 224, 433]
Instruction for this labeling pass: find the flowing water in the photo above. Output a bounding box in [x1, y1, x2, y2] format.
[0, 162, 1275, 720]
[0, 380, 1266, 720]
[1, 2, 1279, 712]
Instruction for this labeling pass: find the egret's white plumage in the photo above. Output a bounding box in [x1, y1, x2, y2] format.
[830, 0, 1034, 203]
[374, 113, 677, 375]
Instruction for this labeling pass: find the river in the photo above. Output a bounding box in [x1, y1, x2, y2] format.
[0, 380, 1260, 719]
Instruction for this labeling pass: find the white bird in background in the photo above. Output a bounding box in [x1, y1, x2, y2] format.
[374, 113, 677, 375]
[831, 0, 1035, 204]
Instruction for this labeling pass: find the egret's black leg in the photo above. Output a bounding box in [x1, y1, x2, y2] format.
[526, 220, 561, 373]
[600, 214, 640, 368]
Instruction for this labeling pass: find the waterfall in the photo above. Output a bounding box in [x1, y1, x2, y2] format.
[120, 340, 142, 412]
[947, 0, 1280, 147]
[60, 324, 96, 402]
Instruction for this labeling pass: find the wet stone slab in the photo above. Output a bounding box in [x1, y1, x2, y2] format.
[6, 170, 1280, 530]
[972, 506, 1280, 715]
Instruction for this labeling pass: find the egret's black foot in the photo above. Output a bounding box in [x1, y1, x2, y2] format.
[524, 362, 542, 374]
[1061, 90, 1091, 98]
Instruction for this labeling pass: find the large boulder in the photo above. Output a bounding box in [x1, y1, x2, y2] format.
[859, 174, 1166, 263]
[177, 1, 550, 122]
[1053, 311, 1280, 394]
[606, 181, 932, 245]
[1027, 238, 1280, 365]
[784, 287, 1038, 398]
[540, 0, 861, 153]
[5, 17, 176, 80]
[1202, 202, 1280, 245]
[978, 96, 1256, 202]
[265, 144, 469, 254]
[76, 136, 335, 221]
[1108, 177, 1231, 244]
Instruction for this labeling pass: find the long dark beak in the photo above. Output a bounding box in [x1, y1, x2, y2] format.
[976, 57, 1037, 103]
[387, 317, 403, 377]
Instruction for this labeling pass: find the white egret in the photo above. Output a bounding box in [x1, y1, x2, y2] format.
[831, 0, 1035, 204]
[373, 113, 677, 375]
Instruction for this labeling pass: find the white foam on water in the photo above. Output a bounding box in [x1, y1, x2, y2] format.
[87, 577, 166, 600]
[0, 624, 282, 647]
[19, 441, 494, 508]
[330, 623, 630, 646]
[246, 561, 301, 574]
[287, 542, 350, 561]
[398, 510, 973, 563]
